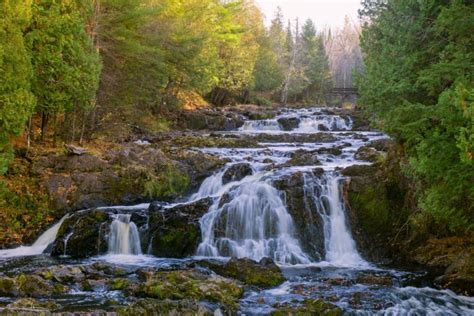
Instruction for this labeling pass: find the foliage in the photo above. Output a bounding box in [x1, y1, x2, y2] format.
[358, 0, 474, 232]
[0, 0, 35, 174]
[27, 0, 101, 136]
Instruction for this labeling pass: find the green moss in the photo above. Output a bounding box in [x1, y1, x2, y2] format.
[109, 278, 130, 291]
[53, 283, 66, 294]
[143, 164, 190, 199]
[0, 277, 16, 296]
[349, 186, 391, 235]
[271, 298, 342, 316]
[134, 270, 243, 310]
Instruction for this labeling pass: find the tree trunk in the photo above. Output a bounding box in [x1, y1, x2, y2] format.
[40, 112, 49, 142]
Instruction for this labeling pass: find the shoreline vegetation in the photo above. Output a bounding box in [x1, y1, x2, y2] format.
[0, 0, 473, 310]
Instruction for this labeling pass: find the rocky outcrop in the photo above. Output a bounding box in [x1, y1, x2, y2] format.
[342, 164, 405, 263]
[222, 163, 253, 184]
[354, 146, 385, 162]
[286, 150, 321, 166]
[147, 198, 213, 257]
[177, 109, 245, 131]
[117, 299, 213, 316]
[435, 252, 474, 296]
[51, 210, 110, 258]
[200, 257, 285, 288]
[131, 269, 244, 311]
[271, 298, 342, 316]
[277, 117, 300, 130]
[273, 170, 326, 260]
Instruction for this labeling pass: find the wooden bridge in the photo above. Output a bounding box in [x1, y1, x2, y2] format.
[326, 87, 358, 106]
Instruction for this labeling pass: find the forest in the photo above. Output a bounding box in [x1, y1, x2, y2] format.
[0, 0, 473, 314]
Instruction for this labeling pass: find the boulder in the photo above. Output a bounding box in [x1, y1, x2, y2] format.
[354, 146, 384, 162]
[356, 273, 393, 286]
[273, 170, 326, 260]
[16, 275, 54, 298]
[131, 269, 244, 311]
[0, 277, 17, 297]
[51, 210, 110, 258]
[200, 257, 285, 288]
[271, 298, 342, 316]
[222, 163, 253, 184]
[287, 150, 321, 166]
[277, 117, 301, 131]
[117, 299, 213, 316]
[147, 198, 213, 257]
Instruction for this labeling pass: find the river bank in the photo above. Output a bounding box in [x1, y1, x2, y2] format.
[0, 105, 473, 314]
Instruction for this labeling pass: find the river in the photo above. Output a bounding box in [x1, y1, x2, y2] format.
[1, 107, 473, 315]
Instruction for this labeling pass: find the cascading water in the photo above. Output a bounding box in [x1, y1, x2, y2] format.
[197, 179, 310, 264]
[0, 215, 69, 258]
[322, 173, 366, 266]
[107, 214, 142, 255]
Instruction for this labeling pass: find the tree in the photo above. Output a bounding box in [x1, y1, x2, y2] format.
[27, 0, 101, 142]
[358, 0, 474, 232]
[0, 0, 35, 174]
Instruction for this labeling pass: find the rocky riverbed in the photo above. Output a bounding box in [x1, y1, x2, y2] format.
[0, 106, 473, 315]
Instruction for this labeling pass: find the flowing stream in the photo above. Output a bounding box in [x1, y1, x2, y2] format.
[0, 107, 473, 314]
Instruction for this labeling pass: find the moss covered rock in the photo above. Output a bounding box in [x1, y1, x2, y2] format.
[0, 277, 17, 297]
[201, 257, 286, 288]
[131, 269, 244, 310]
[435, 251, 474, 296]
[271, 298, 342, 316]
[16, 275, 54, 298]
[51, 210, 109, 258]
[147, 198, 213, 258]
[117, 298, 213, 316]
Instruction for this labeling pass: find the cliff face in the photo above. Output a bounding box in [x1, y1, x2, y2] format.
[342, 141, 474, 296]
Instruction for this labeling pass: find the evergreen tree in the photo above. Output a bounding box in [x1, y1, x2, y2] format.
[0, 0, 35, 174]
[358, 0, 474, 232]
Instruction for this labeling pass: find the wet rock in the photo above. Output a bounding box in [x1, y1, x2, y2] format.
[147, 198, 213, 257]
[277, 117, 300, 131]
[273, 170, 326, 260]
[200, 257, 285, 288]
[368, 139, 394, 152]
[131, 269, 244, 311]
[0, 277, 17, 297]
[39, 265, 85, 284]
[271, 298, 342, 315]
[51, 210, 110, 258]
[356, 273, 393, 286]
[117, 299, 213, 316]
[287, 149, 321, 166]
[354, 146, 384, 162]
[16, 274, 54, 297]
[222, 163, 253, 184]
[342, 158, 407, 264]
[3, 298, 59, 314]
[316, 146, 343, 156]
[435, 252, 474, 296]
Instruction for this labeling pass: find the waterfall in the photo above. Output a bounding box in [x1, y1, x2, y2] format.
[0, 215, 69, 258]
[108, 214, 142, 255]
[324, 175, 366, 265]
[295, 115, 352, 132]
[197, 180, 311, 265]
[303, 171, 367, 267]
[239, 119, 281, 132]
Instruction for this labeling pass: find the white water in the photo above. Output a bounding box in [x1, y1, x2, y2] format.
[107, 214, 142, 255]
[324, 174, 367, 266]
[197, 179, 310, 264]
[0, 215, 69, 258]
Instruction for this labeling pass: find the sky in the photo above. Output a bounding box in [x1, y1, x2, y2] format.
[254, 0, 362, 30]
